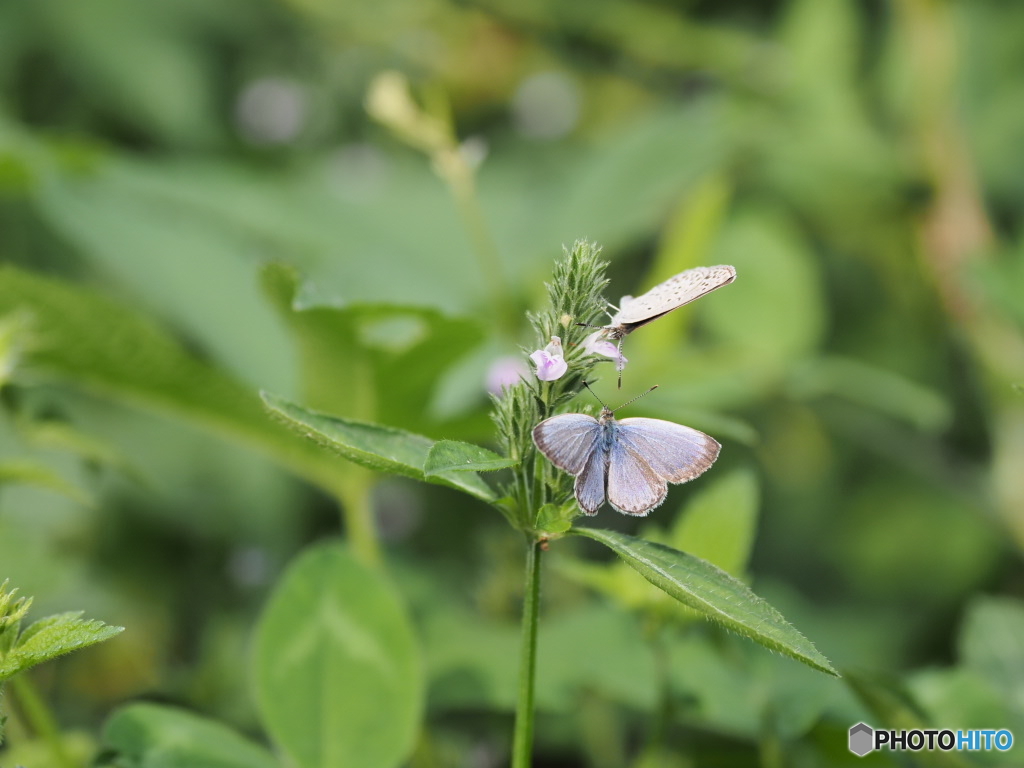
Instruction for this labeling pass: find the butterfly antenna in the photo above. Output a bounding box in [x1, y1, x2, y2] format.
[611, 385, 658, 414]
[580, 380, 610, 411]
[616, 338, 625, 389]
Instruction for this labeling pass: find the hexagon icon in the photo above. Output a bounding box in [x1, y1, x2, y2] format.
[849, 722, 874, 757]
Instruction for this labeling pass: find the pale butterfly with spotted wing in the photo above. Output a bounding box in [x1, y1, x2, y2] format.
[532, 386, 720, 516]
[587, 265, 737, 387]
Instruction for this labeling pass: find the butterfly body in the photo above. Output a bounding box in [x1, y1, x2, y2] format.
[533, 407, 720, 516]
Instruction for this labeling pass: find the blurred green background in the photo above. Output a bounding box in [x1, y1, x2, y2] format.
[2, 0, 1024, 765]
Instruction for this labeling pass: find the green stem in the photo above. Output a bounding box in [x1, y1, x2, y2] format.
[335, 468, 380, 568]
[10, 674, 74, 768]
[511, 536, 544, 768]
[450, 176, 513, 336]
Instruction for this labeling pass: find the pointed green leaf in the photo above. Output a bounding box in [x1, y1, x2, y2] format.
[102, 703, 279, 768]
[0, 612, 124, 680]
[261, 391, 496, 502]
[253, 542, 423, 768]
[423, 440, 518, 475]
[570, 528, 838, 676]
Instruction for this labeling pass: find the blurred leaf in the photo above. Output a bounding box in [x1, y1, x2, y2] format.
[482, 102, 730, 269]
[101, 703, 279, 768]
[703, 207, 826, 368]
[252, 542, 422, 768]
[667, 467, 759, 577]
[35, 0, 219, 145]
[959, 597, 1024, 717]
[262, 264, 486, 431]
[423, 600, 656, 713]
[261, 391, 496, 502]
[845, 670, 975, 768]
[0, 266, 346, 494]
[17, 419, 135, 477]
[0, 611, 123, 680]
[0, 459, 93, 506]
[570, 528, 838, 676]
[423, 440, 517, 474]
[789, 355, 952, 432]
[909, 668, 1020, 738]
[832, 480, 998, 604]
[35, 159, 293, 391]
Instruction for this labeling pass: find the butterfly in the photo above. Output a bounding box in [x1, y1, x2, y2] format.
[586, 265, 736, 386]
[532, 402, 720, 516]
[604, 264, 737, 340]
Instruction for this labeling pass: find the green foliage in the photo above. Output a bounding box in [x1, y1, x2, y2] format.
[261, 391, 497, 502]
[557, 468, 759, 614]
[0, 578, 122, 757]
[569, 528, 837, 676]
[252, 542, 422, 768]
[423, 440, 519, 474]
[1, 0, 1022, 763]
[0, 611, 124, 681]
[0, 265, 344, 494]
[0, 459, 93, 506]
[100, 703, 279, 768]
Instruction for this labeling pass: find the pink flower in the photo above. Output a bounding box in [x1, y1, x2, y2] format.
[530, 336, 568, 381]
[584, 331, 627, 366]
[486, 355, 529, 394]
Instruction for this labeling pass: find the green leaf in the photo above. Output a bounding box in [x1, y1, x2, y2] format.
[261, 391, 496, 502]
[959, 596, 1024, 711]
[261, 264, 486, 432]
[667, 468, 759, 577]
[252, 542, 423, 768]
[569, 528, 838, 676]
[0, 459, 94, 507]
[704, 207, 826, 367]
[0, 612, 123, 681]
[423, 440, 518, 475]
[0, 265, 347, 495]
[102, 703, 279, 768]
[789, 355, 952, 433]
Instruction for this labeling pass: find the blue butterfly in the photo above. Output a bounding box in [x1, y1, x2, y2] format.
[533, 405, 720, 516]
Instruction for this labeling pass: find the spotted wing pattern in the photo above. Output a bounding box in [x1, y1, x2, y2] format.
[611, 265, 736, 332]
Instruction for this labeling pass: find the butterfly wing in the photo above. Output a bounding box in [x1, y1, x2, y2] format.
[574, 442, 608, 515]
[606, 435, 668, 515]
[532, 414, 602, 474]
[615, 418, 721, 484]
[533, 414, 608, 515]
[605, 418, 720, 515]
[612, 265, 736, 331]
